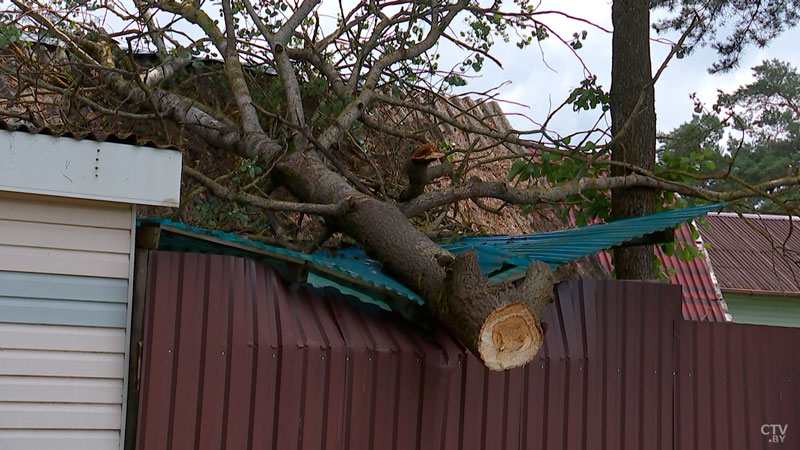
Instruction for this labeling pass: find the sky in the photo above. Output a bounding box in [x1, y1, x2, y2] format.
[437, 0, 800, 139]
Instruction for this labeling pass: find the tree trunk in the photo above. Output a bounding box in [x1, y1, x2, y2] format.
[610, 0, 657, 279]
[277, 151, 556, 370]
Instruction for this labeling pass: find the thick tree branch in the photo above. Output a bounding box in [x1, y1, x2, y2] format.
[400, 174, 800, 217]
[184, 165, 349, 215]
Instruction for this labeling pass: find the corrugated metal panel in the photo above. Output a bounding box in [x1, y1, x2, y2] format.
[675, 320, 800, 449]
[136, 251, 682, 450]
[0, 129, 182, 206]
[597, 223, 728, 322]
[0, 120, 180, 151]
[451, 202, 725, 277]
[701, 212, 800, 295]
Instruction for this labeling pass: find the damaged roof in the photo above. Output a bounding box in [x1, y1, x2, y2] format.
[140, 202, 724, 320]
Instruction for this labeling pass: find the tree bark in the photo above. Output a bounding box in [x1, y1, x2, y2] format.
[277, 151, 556, 370]
[435, 251, 557, 370]
[610, 0, 657, 279]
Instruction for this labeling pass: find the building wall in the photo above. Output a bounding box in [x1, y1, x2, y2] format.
[0, 192, 132, 450]
[724, 291, 800, 327]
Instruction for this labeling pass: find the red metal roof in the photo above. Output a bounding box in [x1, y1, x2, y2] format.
[700, 212, 800, 295]
[596, 223, 728, 322]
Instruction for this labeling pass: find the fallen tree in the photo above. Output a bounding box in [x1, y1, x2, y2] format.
[2, 0, 799, 370]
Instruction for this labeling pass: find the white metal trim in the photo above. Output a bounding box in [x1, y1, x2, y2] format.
[0, 130, 181, 207]
[119, 205, 136, 450]
[708, 211, 800, 222]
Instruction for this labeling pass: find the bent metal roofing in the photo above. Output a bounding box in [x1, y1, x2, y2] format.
[140, 202, 724, 319]
[596, 223, 729, 322]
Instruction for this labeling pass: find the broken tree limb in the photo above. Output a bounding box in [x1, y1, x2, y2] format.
[432, 250, 556, 370]
[278, 151, 557, 370]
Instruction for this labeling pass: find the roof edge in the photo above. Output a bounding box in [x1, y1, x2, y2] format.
[708, 212, 800, 222]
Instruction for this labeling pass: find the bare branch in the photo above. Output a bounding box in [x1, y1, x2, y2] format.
[400, 174, 800, 217]
[184, 166, 349, 216]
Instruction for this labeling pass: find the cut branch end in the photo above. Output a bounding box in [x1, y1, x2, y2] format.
[478, 302, 543, 371]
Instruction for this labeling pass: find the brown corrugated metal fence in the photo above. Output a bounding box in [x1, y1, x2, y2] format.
[134, 251, 798, 449]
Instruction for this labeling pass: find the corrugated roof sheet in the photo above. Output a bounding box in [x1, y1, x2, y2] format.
[0, 120, 179, 150]
[143, 202, 724, 316]
[597, 223, 728, 322]
[700, 212, 800, 295]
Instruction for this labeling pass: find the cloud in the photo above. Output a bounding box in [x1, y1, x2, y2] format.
[448, 1, 800, 138]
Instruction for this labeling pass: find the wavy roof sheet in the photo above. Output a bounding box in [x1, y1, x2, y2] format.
[142, 202, 723, 318]
[596, 223, 728, 322]
[700, 212, 800, 295]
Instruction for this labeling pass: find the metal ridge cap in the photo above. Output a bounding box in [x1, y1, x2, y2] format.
[708, 211, 800, 222]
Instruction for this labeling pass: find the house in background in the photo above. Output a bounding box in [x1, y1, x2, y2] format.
[0, 127, 181, 450]
[699, 212, 800, 327]
[597, 222, 731, 322]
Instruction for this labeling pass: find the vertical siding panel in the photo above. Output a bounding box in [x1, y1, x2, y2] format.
[461, 357, 485, 450]
[440, 336, 465, 450]
[196, 255, 230, 450]
[294, 290, 330, 450]
[502, 368, 524, 450]
[696, 323, 714, 450]
[640, 287, 658, 450]
[621, 283, 641, 450]
[482, 370, 507, 449]
[711, 323, 730, 450]
[318, 295, 348, 450]
[581, 282, 603, 450]
[603, 282, 623, 450]
[224, 257, 255, 450]
[139, 252, 179, 450]
[169, 254, 206, 450]
[394, 340, 423, 450]
[545, 359, 567, 450]
[660, 288, 676, 450]
[367, 320, 401, 450]
[726, 325, 748, 450]
[249, 267, 280, 450]
[272, 274, 305, 450]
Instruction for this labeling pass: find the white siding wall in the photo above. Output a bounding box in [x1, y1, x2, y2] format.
[0, 192, 132, 450]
